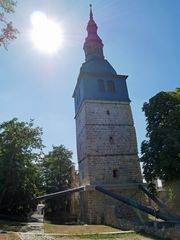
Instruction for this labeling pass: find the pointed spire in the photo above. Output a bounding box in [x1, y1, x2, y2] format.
[89, 4, 93, 20]
[83, 4, 104, 62]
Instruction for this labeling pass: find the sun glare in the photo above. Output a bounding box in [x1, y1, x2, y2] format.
[30, 11, 64, 54]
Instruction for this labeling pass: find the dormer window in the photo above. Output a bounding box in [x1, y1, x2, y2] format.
[98, 79, 105, 92]
[107, 80, 115, 93]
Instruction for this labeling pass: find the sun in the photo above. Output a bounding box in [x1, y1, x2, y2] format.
[30, 11, 64, 54]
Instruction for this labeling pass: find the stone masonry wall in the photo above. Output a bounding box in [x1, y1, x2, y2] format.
[81, 188, 145, 224]
[76, 100, 141, 185]
[75, 99, 144, 224]
[87, 155, 142, 185]
[85, 125, 137, 155]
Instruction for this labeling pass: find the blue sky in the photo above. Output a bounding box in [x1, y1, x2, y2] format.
[0, 0, 179, 167]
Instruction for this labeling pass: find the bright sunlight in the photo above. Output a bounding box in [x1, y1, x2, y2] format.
[30, 11, 64, 54]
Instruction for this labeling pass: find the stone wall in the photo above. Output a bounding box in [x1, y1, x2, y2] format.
[76, 100, 142, 184]
[80, 187, 146, 224]
[75, 100, 134, 131]
[75, 99, 144, 224]
[87, 155, 141, 185]
[117, 218, 180, 240]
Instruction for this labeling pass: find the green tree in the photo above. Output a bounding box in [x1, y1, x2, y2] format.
[140, 88, 180, 192]
[0, 0, 19, 49]
[0, 118, 44, 216]
[42, 145, 74, 221]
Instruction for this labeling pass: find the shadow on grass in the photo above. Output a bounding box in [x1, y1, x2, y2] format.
[0, 219, 26, 232]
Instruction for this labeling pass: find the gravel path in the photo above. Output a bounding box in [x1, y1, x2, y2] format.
[18, 233, 55, 240]
[18, 214, 49, 240]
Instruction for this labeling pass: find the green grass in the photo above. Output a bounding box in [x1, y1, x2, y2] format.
[44, 223, 164, 239]
[0, 233, 20, 240]
[52, 232, 159, 239]
[44, 224, 122, 234]
[0, 219, 25, 232]
[53, 232, 143, 239]
[0, 221, 166, 240]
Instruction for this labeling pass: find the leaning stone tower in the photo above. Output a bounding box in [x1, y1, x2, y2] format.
[73, 6, 144, 224]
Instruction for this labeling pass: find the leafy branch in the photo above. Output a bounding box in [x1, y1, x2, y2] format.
[0, 0, 19, 49]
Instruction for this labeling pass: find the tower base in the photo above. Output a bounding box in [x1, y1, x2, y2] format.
[80, 184, 147, 226]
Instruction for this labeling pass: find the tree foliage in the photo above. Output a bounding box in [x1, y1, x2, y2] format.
[42, 145, 74, 220]
[140, 89, 180, 191]
[0, 0, 19, 49]
[0, 118, 44, 216]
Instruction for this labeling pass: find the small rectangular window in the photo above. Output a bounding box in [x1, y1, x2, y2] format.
[98, 79, 105, 92]
[113, 169, 118, 178]
[106, 110, 110, 115]
[107, 80, 115, 93]
[109, 136, 114, 144]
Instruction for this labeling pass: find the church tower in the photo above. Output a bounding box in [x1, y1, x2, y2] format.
[73, 5, 143, 224]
